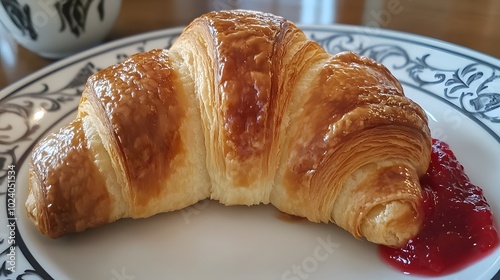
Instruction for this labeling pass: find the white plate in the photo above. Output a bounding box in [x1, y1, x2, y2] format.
[1, 24, 499, 280]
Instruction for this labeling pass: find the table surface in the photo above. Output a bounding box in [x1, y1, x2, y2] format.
[1, 0, 499, 90]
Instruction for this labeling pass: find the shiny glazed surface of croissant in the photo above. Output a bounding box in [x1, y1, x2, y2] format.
[26, 10, 431, 247]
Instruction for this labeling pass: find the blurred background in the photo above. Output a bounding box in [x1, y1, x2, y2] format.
[1, 0, 499, 89]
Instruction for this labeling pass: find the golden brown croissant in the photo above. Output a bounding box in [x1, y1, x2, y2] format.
[26, 10, 431, 247]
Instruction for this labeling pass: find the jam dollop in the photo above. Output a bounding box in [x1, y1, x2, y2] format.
[379, 139, 499, 276]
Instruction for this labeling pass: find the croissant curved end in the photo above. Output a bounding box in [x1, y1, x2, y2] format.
[361, 201, 423, 247]
[26, 168, 58, 238]
[26, 173, 40, 232]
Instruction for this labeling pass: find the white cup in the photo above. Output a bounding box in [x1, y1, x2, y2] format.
[0, 0, 122, 59]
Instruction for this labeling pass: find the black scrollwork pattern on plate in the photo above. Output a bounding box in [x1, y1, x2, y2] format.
[0, 62, 98, 146]
[312, 31, 500, 123]
[444, 64, 500, 122]
[0, 146, 16, 188]
[0, 239, 45, 279]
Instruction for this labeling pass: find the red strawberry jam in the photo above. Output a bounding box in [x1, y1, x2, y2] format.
[379, 139, 499, 276]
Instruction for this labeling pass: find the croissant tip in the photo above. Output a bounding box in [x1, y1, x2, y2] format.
[360, 201, 422, 247]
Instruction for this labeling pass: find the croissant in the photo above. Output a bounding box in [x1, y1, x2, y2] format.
[26, 10, 431, 247]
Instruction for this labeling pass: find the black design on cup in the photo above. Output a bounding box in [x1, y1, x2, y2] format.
[0, 0, 38, 40]
[55, 0, 106, 37]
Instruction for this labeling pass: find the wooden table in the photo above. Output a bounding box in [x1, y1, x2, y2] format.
[1, 0, 499, 90]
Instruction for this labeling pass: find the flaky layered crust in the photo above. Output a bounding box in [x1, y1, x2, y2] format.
[26, 10, 431, 246]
